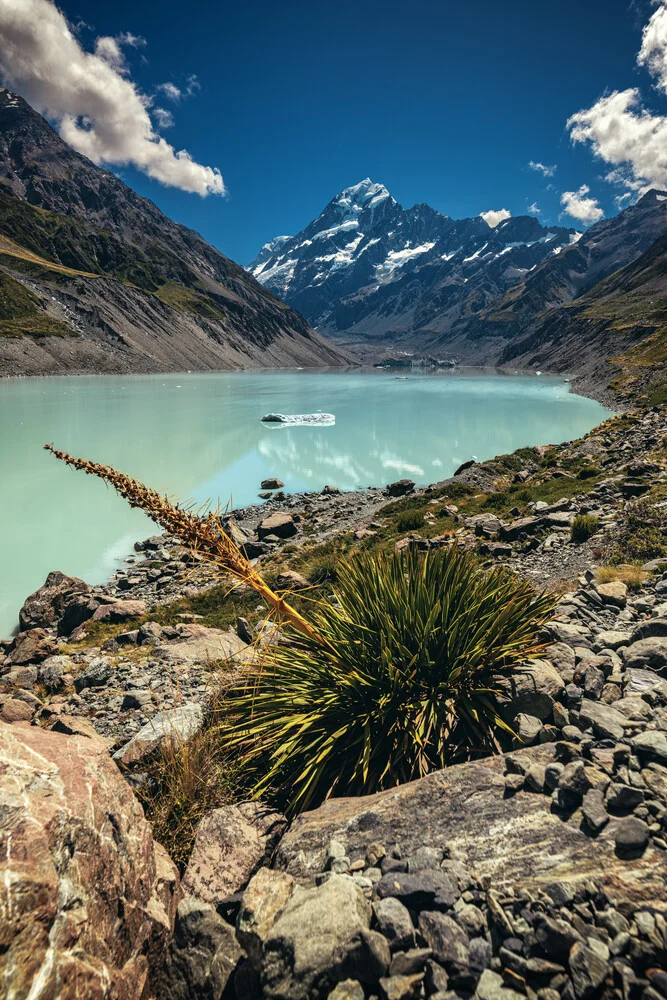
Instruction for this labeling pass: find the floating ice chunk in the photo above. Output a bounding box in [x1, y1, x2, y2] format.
[261, 412, 335, 426]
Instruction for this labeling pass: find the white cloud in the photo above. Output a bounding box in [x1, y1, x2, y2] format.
[528, 161, 556, 177]
[560, 185, 605, 224]
[157, 81, 181, 102]
[566, 4, 667, 198]
[527, 202, 541, 215]
[480, 208, 511, 228]
[638, 2, 667, 94]
[0, 0, 224, 197]
[153, 107, 174, 129]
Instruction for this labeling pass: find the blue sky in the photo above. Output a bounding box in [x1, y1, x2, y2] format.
[2, 0, 666, 264]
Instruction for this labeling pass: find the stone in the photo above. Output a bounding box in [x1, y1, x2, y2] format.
[535, 916, 582, 959]
[475, 968, 524, 1000]
[605, 783, 644, 812]
[593, 630, 631, 650]
[379, 973, 424, 999]
[389, 948, 432, 975]
[275, 570, 309, 590]
[261, 478, 284, 490]
[154, 624, 250, 667]
[496, 659, 565, 722]
[406, 846, 444, 872]
[524, 762, 547, 792]
[517, 714, 543, 745]
[547, 643, 576, 682]
[456, 903, 487, 937]
[90, 599, 148, 622]
[237, 868, 296, 966]
[113, 703, 204, 765]
[614, 817, 650, 854]
[631, 730, 667, 765]
[376, 871, 460, 910]
[374, 897, 416, 951]
[258, 875, 371, 998]
[386, 479, 415, 497]
[9, 628, 58, 665]
[418, 911, 470, 977]
[0, 721, 178, 999]
[257, 512, 297, 540]
[558, 761, 592, 802]
[582, 788, 609, 833]
[499, 516, 545, 542]
[321, 484, 341, 495]
[629, 616, 667, 643]
[568, 941, 608, 998]
[624, 637, 667, 670]
[0, 697, 34, 722]
[38, 654, 72, 690]
[328, 981, 364, 1000]
[330, 928, 391, 983]
[596, 582, 628, 608]
[577, 699, 628, 740]
[18, 570, 91, 631]
[158, 896, 243, 1000]
[183, 802, 288, 905]
[625, 668, 663, 697]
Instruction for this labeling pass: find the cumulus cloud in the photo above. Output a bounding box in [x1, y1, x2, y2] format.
[560, 185, 605, 224]
[0, 0, 224, 196]
[480, 208, 511, 228]
[527, 202, 541, 215]
[153, 107, 174, 129]
[528, 161, 556, 177]
[566, 3, 667, 197]
[638, 2, 667, 94]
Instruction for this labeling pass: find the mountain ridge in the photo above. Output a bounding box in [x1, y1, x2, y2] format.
[0, 90, 349, 376]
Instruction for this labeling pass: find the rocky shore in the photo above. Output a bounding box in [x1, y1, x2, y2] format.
[3, 405, 667, 999]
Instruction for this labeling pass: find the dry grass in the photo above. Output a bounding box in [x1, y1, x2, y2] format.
[596, 564, 648, 592]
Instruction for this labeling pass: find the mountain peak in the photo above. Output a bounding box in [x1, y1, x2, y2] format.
[335, 178, 393, 210]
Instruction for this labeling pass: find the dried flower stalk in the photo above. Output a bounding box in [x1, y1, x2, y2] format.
[44, 444, 324, 643]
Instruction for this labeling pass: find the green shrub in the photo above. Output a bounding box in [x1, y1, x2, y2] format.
[223, 547, 556, 816]
[577, 465, 600, 480]
[570, 514, 599, 544]
[395, 510, 425, 532]
[306, 552, 339, 584]
[609, 499, 667, 563]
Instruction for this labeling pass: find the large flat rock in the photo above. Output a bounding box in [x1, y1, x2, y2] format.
[275, 745, 667, 910]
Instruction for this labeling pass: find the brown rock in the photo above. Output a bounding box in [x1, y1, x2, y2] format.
[237, 867, 296, 966]
[0, 698, 34, 723]
[18, 570, 91, 631]
[275, 570, 309, 590]
[0, 721, 179, 999]
[386, 480, 415, 497]
[257, 512, 297, 540]
[9, 628, 58, 665]
[183, 801, 288, 904]
[91, 599, 148, 623]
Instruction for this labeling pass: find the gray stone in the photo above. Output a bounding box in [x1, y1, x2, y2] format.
[389, 948, 432, 976]
[327, 981, 364, 1000]
[581, 789, 609, 833]
[516, 714, 543, 745]
[568, 941, 608, 998]
[418, 911, 470, 977]
[605, 783, 644, 812]
[594, 630, 631, 651]
[378, 973, 424, 1000]
[406, 846, 444, 872]
[631, 730, 667, 764]
[330, 928, 390, 983]
[535, 916, 582, 959]
[475, 969, 524, 1000]
[373, 897, 415, 952]
[614, 817, 650, 854]
[259, 875, 371, 999]
[496, 659, 565, 721]
[547, 643, 576, 682]
[577, 699, 628, 740]
[237, 868, 295, 967]
[113, 703, 204, 765]
[159, 896, 242, 1000]
[624, 637, 667, 670]
[376, 871, 459, 911]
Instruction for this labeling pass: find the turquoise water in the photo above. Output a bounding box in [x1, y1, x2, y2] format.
[0, 369, 611, 637]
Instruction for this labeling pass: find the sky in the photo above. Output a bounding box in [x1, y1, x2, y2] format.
[0, 0, 666, 264]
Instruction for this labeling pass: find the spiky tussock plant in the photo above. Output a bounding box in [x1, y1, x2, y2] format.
[223, 546, 556, 816]
[44, 445, 324, 644]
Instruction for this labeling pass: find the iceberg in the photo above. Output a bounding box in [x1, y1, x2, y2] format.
[261, 412, 335, 426]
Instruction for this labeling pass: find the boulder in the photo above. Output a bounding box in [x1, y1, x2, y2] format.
[18, 570, 91, 631]
[274, 745, 667, 909]
[629, 617, 667, 643]
[595, 582, 627, 608]
[8, 628, 58, 665]
[496, 658, 565, 722]
[91, 599, 148, 623]
[623, 637, 667, 670]
[386, 480, 416, 497]
[276, 570, 310, 590]
[257, 874, 372, 998]
[261, 478, 285, 490]
[499, 517, 545, 542]
[182, 802, 288, 904]
[0, 697, 35, 723]
[257, 512, 298, 540]
[113, 703, 204, 765]
[158, 896, 243, 1000]
[576, 699, 629, 740]
[153, 624, 251, 667]
[237, 868, 296, 966]
[0, 721, 178, 999]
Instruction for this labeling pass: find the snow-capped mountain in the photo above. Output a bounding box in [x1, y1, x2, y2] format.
[247, 178, 580, 347]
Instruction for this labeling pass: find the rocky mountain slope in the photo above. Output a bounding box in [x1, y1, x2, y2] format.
[248, 178, 580, 350]
[0, 90, 348, 376]
[249, 182, 667, 397]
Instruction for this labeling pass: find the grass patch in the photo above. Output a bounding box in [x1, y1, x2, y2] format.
[596, 564, 648, 592]
[608, 498, 667, 564]
[570, 514, 600, 544]
[0, 272, 75, 338]
[395, 510, 426, 532]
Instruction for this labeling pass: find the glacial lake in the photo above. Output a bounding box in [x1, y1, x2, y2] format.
[0, 369, 611, 637]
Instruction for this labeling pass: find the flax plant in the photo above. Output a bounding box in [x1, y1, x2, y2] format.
[44, 445, 323, 643]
